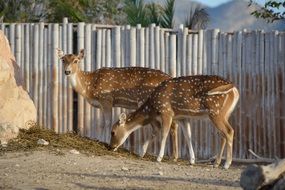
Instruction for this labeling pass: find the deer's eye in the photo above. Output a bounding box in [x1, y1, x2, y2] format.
[74, 60, 79, 64]
[61, 58, 65, 63]
[111, 131, 115, 136]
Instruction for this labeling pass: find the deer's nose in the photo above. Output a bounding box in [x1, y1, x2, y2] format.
[65, 70, 71, 75]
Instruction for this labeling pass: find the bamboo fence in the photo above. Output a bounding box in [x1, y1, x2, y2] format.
[1, 20, 285, 160]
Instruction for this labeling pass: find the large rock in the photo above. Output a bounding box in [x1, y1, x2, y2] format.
[0, 30, 37, 144]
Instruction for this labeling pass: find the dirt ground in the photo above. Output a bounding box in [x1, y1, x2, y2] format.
[0, 150, 243, 190]
[0, 127, 244, 190]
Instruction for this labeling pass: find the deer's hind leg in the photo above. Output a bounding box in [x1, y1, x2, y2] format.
[180, 120, 195, 165]
[170, 121, 178, 161]
[210, 116, 234, 169]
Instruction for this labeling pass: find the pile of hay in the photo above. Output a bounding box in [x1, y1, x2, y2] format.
[0, 126, 137, 157]
[0, 125, 188, 165]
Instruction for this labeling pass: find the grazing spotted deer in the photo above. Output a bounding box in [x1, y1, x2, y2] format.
[57, 48, 187, 161]
[110, 75, 239, 169]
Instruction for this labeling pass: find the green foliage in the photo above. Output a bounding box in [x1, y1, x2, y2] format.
[123, 0, 175, 28]
[0, 0, 42, 22]
[0, 0, 124, 24]
[160, 0, 175, 28]
[249, 0, 285, 22]
[145, 3, 163, 26]
[46, 0, 87, 22]
[124, 0, 149, 26]
[124, 0, 208, 29]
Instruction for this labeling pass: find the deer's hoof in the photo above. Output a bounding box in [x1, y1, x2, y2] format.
[156, 157, 162, 162]
[223, 162, 231, 170]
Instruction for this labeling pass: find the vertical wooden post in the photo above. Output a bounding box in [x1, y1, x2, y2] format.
[112, 25, 122, 145]
[84, 24, 92, 138]
[198, 30, 204, 75]
[61, 18, 68, 133]
[270, 31, 276, 157]
[130, 27, 136, 67]
[145, 27, 149, 68]
[186, 33, 192, 75]
[24, 24, 30, 92]
[165, 32, 169, 74]
[149, 24, 155, 68]
[114, 26, 121, 67]
[91, 24, 97, 138]
[15, 24, 22, 70]
[211, 29, 219, 75]
[101, 29, 106, 68]
[120, 26, 125, 68]
[58, 25, 63, 133]
[43, 25, 48, 129]
[38, 22, 44, 127]
[160, 29, 165, 72]
[52, 24, 59, 132]
[33, 24, 39, 117]
[135, 24, 141, 154]
[154, 26, 160, 69]
[177, 25, 183, 76]
[95, 28, 102, 140]
[46, 24, 51, 129]
[265, 31, 271, 158]
[9, 24, 15, 54]
[106, 29, 112, 67]
[169, 34, 176, 77]
[67, 23, 73, 132]
[125, 25, 131, 67]
[77, 22, 85, 136]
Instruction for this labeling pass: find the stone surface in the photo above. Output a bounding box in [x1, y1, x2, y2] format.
[37, 139, 49, 146]
[0, 30, 37, 143]
[69, 149, 80, 155]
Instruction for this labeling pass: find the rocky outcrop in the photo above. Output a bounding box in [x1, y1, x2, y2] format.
[0, 30, 37, 144]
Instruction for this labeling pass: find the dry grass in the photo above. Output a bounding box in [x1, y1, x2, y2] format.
[0, 125, 180, 162]
[0, 126, 134, 157]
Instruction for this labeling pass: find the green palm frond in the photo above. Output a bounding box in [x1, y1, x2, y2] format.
[124, 0, 149, 26]
[145, 3, 163, 26]
[160, 0, 175, 28]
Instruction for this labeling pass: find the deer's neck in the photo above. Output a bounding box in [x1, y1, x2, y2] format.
[126, 110, 150, 134]
[67, 69, 92, 97]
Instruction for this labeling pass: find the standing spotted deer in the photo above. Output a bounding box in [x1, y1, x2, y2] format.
[110, 75, 239, 169]
[57, 48, 187, 160]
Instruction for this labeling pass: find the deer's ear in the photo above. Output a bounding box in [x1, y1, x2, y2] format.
[119, 113, 127, 125]
[78, 49, 84, 59]
[57, 48, 64, 59]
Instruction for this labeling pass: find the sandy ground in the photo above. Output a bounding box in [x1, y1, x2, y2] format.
[0, 150, 244, 190]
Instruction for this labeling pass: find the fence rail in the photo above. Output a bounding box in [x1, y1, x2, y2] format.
[2, 20, 285, 160]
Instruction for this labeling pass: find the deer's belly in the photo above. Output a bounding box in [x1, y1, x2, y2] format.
[113, 97, 139, 109]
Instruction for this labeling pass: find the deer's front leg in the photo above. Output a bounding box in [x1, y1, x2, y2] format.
[140, 121, 161, 158]
[157, 115, 172, 162]
[100, 98, 113, 129]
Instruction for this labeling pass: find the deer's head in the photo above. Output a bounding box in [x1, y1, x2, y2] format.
[110, 113, 131, 151]
[57, 49, 84, 76]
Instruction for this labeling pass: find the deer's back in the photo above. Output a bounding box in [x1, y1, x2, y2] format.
[145, 75, 235, 117]
[95, 67, 170, 88]
[85, 67, 171, 108]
